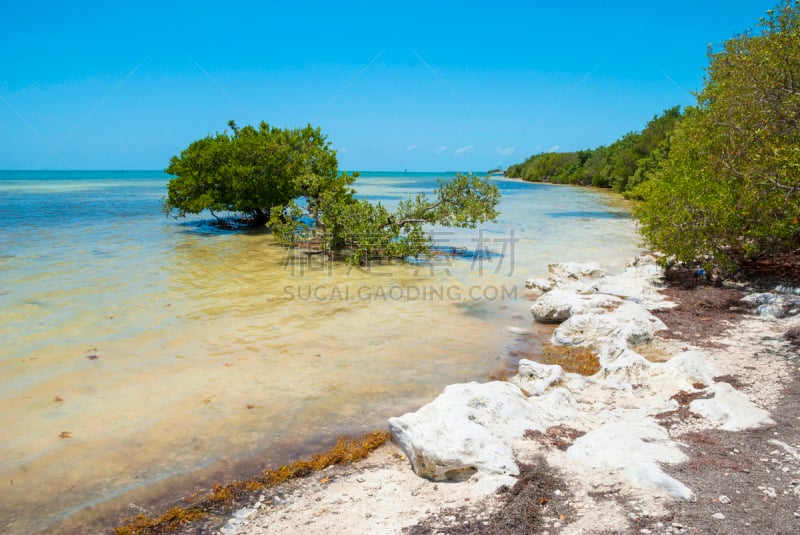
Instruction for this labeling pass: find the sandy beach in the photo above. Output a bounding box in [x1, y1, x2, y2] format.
[147, 255, 800, 535]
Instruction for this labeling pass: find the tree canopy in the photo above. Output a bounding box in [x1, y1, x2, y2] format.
[506, 106, 683, 195]
[633, 0, 800, 272]
[165, 121, 501, 264]
[164, 121, 337, 226]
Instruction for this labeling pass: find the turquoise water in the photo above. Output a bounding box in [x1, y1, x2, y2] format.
[0, 170, 639, 533]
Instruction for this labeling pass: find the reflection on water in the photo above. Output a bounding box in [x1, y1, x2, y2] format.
[0, 172, 640, 533]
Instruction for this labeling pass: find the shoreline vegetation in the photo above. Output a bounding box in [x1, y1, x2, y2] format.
[506, 105, 682, 198]
[93, 2, 796, 532]
[507, 1, 799, 276]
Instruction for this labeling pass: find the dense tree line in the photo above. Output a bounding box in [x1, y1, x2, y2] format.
[506, 106, 682, 196]
[635, 1, 800, 273]
[510, 0, 800, 273]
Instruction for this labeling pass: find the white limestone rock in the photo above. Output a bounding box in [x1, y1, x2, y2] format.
[566, 420, 693, 500]
[525, 278, 553, 293]
[531, 289, 621, 324]
[548, 262, 607, 281]
[552, 301, 666, 348]
[594, 259, 665, 298]
[775, 284, 800, 296]
[532, 387, 579, 422]
[552, 312, 619, 346]
[388, 381, 545, 488]
[541, 262, 609, 294]
[661, 350, 717, 386]
[513, 359, 563, 395]
[601, 348, 655, 390]
[743, 293, 786, 318]
[689, 381, 774, 431]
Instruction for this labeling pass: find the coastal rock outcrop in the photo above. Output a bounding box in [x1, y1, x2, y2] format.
[530, 289, 621, 323]
[389, 255, 780, 506]
[512, 359, 563, 395]
[524, 278, 552, 293]
[548, 261, 606, 281]
[388, 381, 546, 488]
[552, 301, 666, 348]
[388, 381, 581, 490]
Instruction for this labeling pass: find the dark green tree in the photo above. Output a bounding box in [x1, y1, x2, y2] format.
[634, 1, 800, 272]
[270, 173, 500, 265]
[164, 121, 338, 226]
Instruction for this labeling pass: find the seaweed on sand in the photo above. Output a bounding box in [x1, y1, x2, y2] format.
[115, 430, 390, 535]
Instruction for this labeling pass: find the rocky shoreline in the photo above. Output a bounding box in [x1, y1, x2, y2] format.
[216, 255, 800, 534]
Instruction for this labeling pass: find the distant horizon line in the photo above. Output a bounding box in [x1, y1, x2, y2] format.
[0, 169, 505, 174]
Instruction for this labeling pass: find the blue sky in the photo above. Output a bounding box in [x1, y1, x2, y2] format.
[0, 0, 779, 172]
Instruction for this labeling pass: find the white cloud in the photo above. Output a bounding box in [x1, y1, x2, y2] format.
[495, 146, 515, 155]
[436, 145, 448, 154]
[406, 144, 418, 151]
[548, 144, 561, 152]
[455, 144, 474, 155]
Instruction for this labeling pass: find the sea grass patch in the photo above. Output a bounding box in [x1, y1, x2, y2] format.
[115, 431, 390, 535]
[653, 286, 751, 347]
[524, 425, 585, 451]
[539, 344, 601, 376]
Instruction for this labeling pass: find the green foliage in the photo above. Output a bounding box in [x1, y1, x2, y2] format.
[506, 107, 683, 194]
[167, 121, 501, 265]
[270, 173, 500, 265]
[634, 1, 800, 272]
[164, 121, 338, 226]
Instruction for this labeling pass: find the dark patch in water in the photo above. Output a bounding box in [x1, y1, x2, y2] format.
[408, 247, 505, 267]
[175, 218, 271, 237]
[454, 300, 496, 319]
[92, 249, 114, 258]
[545, 210, 628, 219]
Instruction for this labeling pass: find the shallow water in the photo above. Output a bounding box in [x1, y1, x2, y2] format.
[0, 171, 639, 533]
